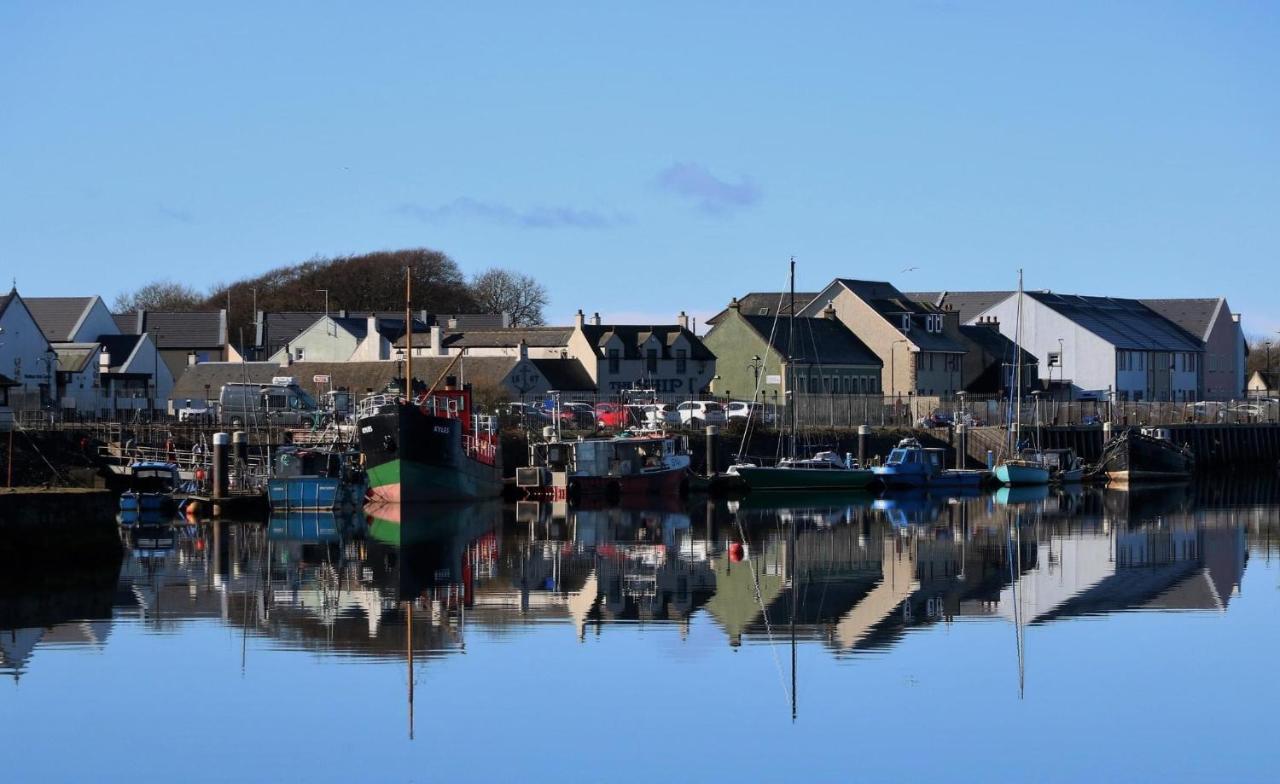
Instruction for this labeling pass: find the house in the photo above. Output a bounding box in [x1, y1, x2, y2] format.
[96, 333, 175, 415]
[1247, 370, 1277, 399]
[23, 296, 119, 343]
[398, 326, 576, 359]
[0, 372, 15, 430]
[265, 314, 425, 364]
[797, 279, 968, 398]
[703, 300, 882, 401]
[971, 291, 1204, 402]
[1139, 299, 1246, 401]
[113, 309, 237, 378]
[0, 288, 56, 411]
[955, 318, 1039, 396]
[252, 309, 509, 360]
[705, 291, 819, 327]
[565, 311, 716, 396]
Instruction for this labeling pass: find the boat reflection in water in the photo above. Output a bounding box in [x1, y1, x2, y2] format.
[0, 480, 1263, 681]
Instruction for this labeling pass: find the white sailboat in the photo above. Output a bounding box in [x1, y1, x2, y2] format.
[994, 270, 1050, 486]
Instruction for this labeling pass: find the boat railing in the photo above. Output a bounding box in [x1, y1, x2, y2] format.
[463, 433, 498, 466]
[355, 394, 399, 419]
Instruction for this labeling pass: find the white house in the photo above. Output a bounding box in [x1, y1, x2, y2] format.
[972, 291, 1204, 402]
[268, 314, 423, 364]
[24, 296, 120, 344]
[565, 311, 716, 395]
[0, 288, 57, 412]
[1140, 298, 1246, 401]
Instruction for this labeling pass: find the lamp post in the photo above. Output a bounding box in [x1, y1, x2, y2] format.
[748, 355, 764, 400]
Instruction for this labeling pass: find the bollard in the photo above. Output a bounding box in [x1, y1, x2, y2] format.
[232, 430, 248, 491]
[1102, 421, 1113, 442]
[705, 425, 719, 477]
[986, 449, 994, 470]
[858, 424, 871, 468]
[956, 423, 967, 469]
[212, 432, 230, 500]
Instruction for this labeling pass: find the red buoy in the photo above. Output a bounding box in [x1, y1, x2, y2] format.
[728, 542, 744, 563]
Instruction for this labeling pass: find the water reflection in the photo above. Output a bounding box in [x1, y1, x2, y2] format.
[2, 477, 1276, 683]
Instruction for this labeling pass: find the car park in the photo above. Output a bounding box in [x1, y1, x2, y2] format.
[676, 400, 727, 426]
[725, 400, 774, 424]
[593, 402, 627, 428]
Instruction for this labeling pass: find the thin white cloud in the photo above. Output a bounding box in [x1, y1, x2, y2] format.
[394, 197, 623, 229]
[655, 162, 760, 215]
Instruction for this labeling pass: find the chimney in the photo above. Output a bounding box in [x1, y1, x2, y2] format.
[339, 309, 348, 318]
[728, 297, 740, 311]
[822, 300, 837, 320]
[429, 325, 442, 356]
[280, 344, 292, 367]
[366, 314, 378, 342]
[518, 339, 528, 360]
[590, 312, 601, 326]
[676, 311, 688, 329]
[574, 309, 585, 328]
[187, 351, 197, 367]
[448, 317, 458, 329]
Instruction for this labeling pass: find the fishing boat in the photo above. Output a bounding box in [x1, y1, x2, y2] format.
[267, 445, 366, 511]
[1094, 427, 1194, 482]
[873, 437, 987, 489]
[1041, 448, 1085, 483]
[733, 258, 876, 494]
[356, 269, 502, 504]
[118, 461, 190, 523]
[518, 429, 690, 501]
[994, 270, 1049, 487]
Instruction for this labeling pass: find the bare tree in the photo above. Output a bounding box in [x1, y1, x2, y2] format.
[470, 268, 548, 327]
[113, 280, 205, 312]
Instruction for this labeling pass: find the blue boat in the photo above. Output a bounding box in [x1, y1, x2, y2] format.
[993, 455, 1051, 486]
[873, 438, 988, 489]
[118, 461, 191, 523]
[268, 446, 366, 512]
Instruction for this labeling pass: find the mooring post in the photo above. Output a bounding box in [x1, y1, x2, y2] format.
[212, 432, 230, 501]
[956, 423, 967, 469]
[705, 425, 719, 478]
[858, 424, 870, 468]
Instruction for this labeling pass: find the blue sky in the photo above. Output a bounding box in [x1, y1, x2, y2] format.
[2, 2, 1277, 333]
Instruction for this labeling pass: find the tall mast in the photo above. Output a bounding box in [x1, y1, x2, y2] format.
[1013, 269, 1024, 452]
[788, 257, 797, 459]
[405, 267, 413, 400]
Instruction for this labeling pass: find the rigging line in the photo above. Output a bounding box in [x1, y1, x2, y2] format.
[737, 286, 790, 463]
[732, 508, 792, 708]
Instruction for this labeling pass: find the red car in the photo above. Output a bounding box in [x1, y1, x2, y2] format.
[593, 402, 627, 428]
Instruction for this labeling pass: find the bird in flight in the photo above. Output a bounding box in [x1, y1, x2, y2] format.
[901, 266, 919, 273]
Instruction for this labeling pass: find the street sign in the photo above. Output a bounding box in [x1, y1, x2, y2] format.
[312, 374, 331, 384]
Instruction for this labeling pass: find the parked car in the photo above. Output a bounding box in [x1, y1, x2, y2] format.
[676, 400, 727, 426]
[626, 403, 680, 428]
[916, 410, 953, 428]
[725, 401, 774, 424]
[503, 402, 549, 424]
[556, 402, 597, 428]
[593, 402, 627, 428]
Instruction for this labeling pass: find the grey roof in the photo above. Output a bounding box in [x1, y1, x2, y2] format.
[0, 289, 14, 321]
[741, 315, 882, 367]
[829, 280, 967, 353]
[259, 311, 502, 354]
[579, 324, 715, 361]
[1138, 298, 1222, 343]
[906, 291, 1014, 323]
[97, 334, 143, 371]
[706, 292, 819, 326]
[113, 311, 227, 348]
[958, 324, 1037, 366]
[399, 326, 574, 350]
[1025, 292, 1203, 352]
[0, 372, 16, 386]
[172, 359, 519, 401]
[530, 358, 596, 391]
[23, 297, 95, 341]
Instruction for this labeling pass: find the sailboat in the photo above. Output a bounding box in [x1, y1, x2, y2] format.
[993, 270, 1050, 486]
[732, 258, 876, 492]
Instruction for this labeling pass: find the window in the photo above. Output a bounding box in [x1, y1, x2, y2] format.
[901, 314, 911, 331]
[1047, 352, 1061, 368]
[915, 352, 923, 370]
[608, 349, 620, 374]
[1138, 353, 1144, 371]
[646, 349, 657, 373]
[758, 307, 769, 316]
[294, 347, 305, 361]
[927, 314, 943, 333]
[676, 349, 687, 374]
[928, 353, 935, 372]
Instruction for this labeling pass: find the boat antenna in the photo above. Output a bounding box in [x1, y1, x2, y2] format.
[405, 267, 413, 401]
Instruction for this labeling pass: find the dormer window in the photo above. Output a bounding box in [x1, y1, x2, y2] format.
[758, 307, 769, 316]
[926, 314, 943, 333]
[900, 314, 911, 332]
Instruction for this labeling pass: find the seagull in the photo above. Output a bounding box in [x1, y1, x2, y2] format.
[901, 266, 919, 273]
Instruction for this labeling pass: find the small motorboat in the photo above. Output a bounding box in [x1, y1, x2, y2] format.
[733, 451, 877, 492]
[118, 461, 188, 524]
[873, 438, 987, 489]
[268, 446, 366, 512]
[1042, 448, 1085, 483]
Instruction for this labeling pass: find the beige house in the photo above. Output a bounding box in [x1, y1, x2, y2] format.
[798, 279, 967, 398]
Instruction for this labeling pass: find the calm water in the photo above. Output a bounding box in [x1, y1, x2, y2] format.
[5, 479, 1280, 783]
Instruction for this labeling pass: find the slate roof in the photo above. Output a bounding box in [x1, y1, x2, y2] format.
[23, 297, 95, 341]
[741, 314, 881, 367]
[578, 324, 715, 361]
[958, 324, 1038, 366]
[706, 292, 819, 326]
[1138, 298, 1222, 343]
[97, 334, 144, 371]
[1024, 292, 1203, 352]
[906, 291, 1015, 323]
[51, 343, 99, 373]
[260, 311, 499, 354]
[530, 358, 596, 391]
[113, 311, 227, 348]
[171, 358, 520, 402]
[433, 327, 574, 350]
[828, 279, 968, 353]
[0, 289, 14, 321]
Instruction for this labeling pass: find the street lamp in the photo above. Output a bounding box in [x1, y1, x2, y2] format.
[747, 355, 764, 400]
